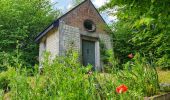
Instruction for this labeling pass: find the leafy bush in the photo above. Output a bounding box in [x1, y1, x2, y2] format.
[156, 55, 170, 70]
[0, 72, 9, 92]
[120, 53, 159, 96]
[0, 0, 60, 67]
[0, 67, 15, 92]
[100, 0, 170, 69]
[99, 40, 120, 72]
[0, 89, 3, 99]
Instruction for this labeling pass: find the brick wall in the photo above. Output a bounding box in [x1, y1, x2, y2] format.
[60, 0, 112, 50]
[60, 0, 107, 34]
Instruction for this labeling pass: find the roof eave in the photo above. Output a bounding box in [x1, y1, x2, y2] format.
[34, 20, 59, 43]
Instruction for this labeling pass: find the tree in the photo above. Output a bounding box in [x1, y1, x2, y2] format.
[0, 0, 60, 70]
[72, 0, 84, 6]
[100, 0, 170, 68]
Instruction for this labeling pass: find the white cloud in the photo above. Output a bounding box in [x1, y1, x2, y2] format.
[58, 6, 65, 11]
[108, 16, 117, 22]
[67, 3, 73, 10]
[92, 0, 109, 8]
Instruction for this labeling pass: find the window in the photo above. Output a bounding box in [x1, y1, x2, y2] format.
[83, 19, 96, 32]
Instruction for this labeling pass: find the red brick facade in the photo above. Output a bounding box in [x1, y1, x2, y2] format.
[60, 0, 107, 34]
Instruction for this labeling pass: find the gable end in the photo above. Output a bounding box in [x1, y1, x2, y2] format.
[35, 0, 108, 42]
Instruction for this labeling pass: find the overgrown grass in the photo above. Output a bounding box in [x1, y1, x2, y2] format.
[0, 52, 160, 99]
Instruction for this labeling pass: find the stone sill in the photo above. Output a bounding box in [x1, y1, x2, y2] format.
[144, 92, 170, 100]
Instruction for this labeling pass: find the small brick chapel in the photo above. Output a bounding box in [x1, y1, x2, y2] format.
[35, 0, 112, 71]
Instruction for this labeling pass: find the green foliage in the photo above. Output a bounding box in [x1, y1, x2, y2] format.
[0, 72, 10, 91]
[0, 52, 160, 99]
[0, 90, 3, 99]
[0, 0, 60, 69]
[72, 0, 84, 6]
[0, 67, 16, 92]
[8, 52, 102, 99]
[100, 0, 170, 69]
[160, 83, 170, 92]
[156, 54, 170, 70]
[121, 53, 159, 96]
[100, 40, 120, 72]
[100, 40, 110, 65]
[0, 0, 164, 99]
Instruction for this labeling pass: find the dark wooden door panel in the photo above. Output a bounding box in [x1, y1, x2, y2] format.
[82, 40, 95, 69]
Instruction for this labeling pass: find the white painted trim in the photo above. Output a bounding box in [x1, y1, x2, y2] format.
[95, 41, 101, 71]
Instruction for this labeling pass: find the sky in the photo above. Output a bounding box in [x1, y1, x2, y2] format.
[51, 0, 116, 23]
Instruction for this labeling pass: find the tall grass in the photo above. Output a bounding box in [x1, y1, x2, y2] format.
[115, 53, 159, 97]
[0, 52, 159, 99]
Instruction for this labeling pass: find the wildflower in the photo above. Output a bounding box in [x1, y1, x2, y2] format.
[88, 71, 93, 75]
[116, 84, 128, 93]
[128, 53, 134, 59]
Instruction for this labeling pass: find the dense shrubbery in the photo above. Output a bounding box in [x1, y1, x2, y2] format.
[0, 0, 60, 70]
[0, 52, 159, 99]
[100, 0, 170, 69]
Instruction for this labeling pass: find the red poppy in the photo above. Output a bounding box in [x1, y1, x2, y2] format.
[128, 53, 134, 59]
[116, 84, 128, 93]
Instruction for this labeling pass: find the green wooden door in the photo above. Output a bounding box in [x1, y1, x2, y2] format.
[82, 40, 95, 70]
